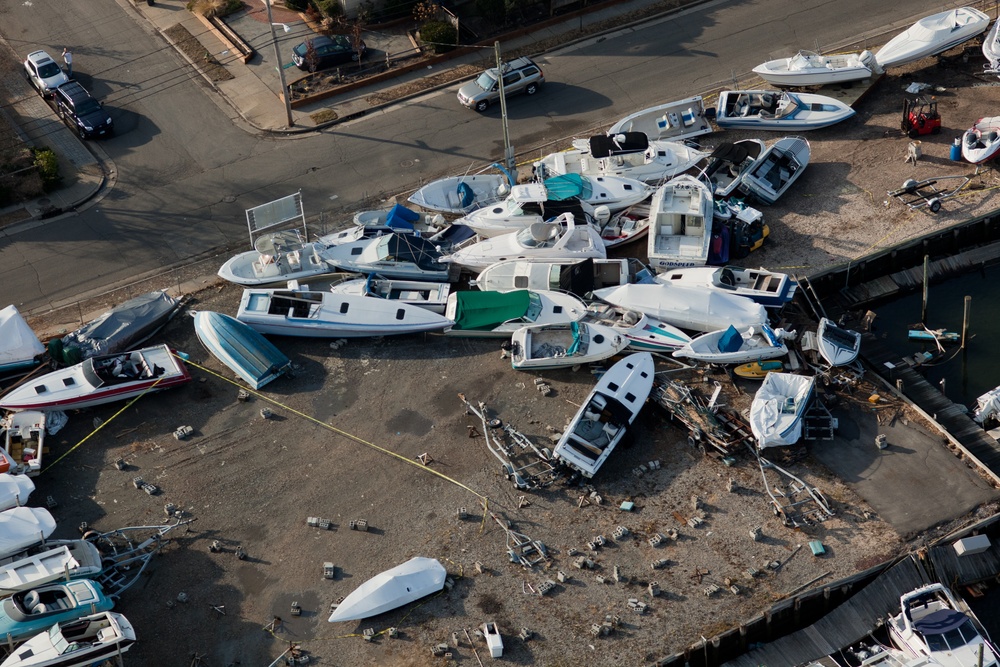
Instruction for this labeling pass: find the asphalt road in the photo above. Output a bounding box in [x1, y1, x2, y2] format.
[0, 0, 958, 311]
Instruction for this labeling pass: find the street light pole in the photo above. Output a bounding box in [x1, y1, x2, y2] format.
[266, 0, 295, 128]
[495, 41, 514, 172]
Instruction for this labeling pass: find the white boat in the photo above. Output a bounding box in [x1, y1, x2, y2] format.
[321, 233, 451, 282]
[328, 557, 446, 622]
[876, 7, 990, 69]
[192, 311, 292, 390]
[0, 611, 135, 667]
[672, 324, 790, 364]
[703, 140, 766, 199]
[655, 266, 798, 308]
[0, 345, 191, 413]
[534, 133, 708, 184]
[0, 306, 44, 377]
[816, 317, 862, 366]
[582, 303, 692, 352]
[329, 276, 451, 314]
[483, 622, 504, 658]
[714, 91, 855, 131]
[350, 204, 446, 232]
[407, 164, 515, 215]
[962, 117, 1000, 164]
[646, 175, 714, 270]
[444, 213, 607, 273]
[236, 287, 454, 338]
[218, 230, 337, 286]
[983, 18, 1000, 73]
[443, 290, 587, 338]
[0, 476, 33, 514]
[598, 205, 651, 248]
[887, 583, 998, 667]
[739, 136, 811, 205]
[509, 321, 628, 371]
[753, 50, 878, 87]
[3, 412, 46, 477]
[552, 353, 655, 478]
[593, 283, 768, 333]
[0, 508, 56, 561]
[472, 257, 650, 295]
[749, 372, 815, 448]
[973, 386, 1000, 424]
[608, 95, 713, 143]
[0, 543, 103, 597]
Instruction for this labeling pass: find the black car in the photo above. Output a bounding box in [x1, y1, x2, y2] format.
[292, 35, 365, 72]
[53, 81, 113, 139]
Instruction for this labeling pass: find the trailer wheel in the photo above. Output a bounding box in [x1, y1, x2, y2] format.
[928, 198, 942, 213]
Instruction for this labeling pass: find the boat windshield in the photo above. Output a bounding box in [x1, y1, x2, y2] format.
[922, 618, 981, 651]
[523, 293, 544, 322]
[771, 95, 799, 120]
[49, 624, 69, 654]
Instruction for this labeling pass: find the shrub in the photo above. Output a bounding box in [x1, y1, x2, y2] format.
[32, 147, 61, 192]
[475, 0, 505, 24]
[315, 0, 343, 19]
[186, 0, 244, 17]
[420, 20, 457, 53]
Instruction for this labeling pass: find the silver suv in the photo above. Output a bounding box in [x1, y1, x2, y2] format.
[457, 57, 544, 112]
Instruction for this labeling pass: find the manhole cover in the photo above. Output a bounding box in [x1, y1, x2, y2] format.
[400, 160, 414, 168]
[223, 195, 237, 203]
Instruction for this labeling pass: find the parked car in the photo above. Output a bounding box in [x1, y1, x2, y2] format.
[53, 81, 113, 139]
[457, 57, 544, 112]
[292, 35, 366, 72]
[23, 50, 69, 98]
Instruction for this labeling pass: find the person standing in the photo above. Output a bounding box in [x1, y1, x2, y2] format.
[62, 48, 73, 77]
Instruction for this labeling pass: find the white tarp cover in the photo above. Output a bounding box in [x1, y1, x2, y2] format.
[0, 475, 34, 513]
[749, 372, 816, 448]
[0, 507, 55, 559]
[328, 557, 446, 622]
[974, 387, 1000, 424]
[0, 306, 44, 370]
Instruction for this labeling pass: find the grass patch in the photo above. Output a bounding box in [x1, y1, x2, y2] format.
[164, 23, 235, 82]
[310, 109, 339, 124]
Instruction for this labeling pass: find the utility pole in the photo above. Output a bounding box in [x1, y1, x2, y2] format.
[266, 0, 295, 128]
[495, 41, 515, 172]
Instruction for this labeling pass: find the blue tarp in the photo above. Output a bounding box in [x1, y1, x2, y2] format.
[386, 204, 419, 229]
[543, 173, 593, 201]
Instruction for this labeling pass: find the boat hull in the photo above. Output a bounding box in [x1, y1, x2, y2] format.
[593, 283, 768, 334]
[876, 7, 990, 69]
[510, 322, 627, 370]
[752, 51, 875, 87]
[655, 266, 797, 308]
[608, 96, 713, 143]
[715, 91, 855, 131]
[749, 372, 815, 448]
[739, 137, 811, 205]
[328, 557, 447, 622]
[193, 311, 291, 390]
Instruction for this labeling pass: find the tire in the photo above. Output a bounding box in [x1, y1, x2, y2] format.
[928, 198, 942, 213]
[475, 100, 489, 113]
[352, 53, 361, 62]
[931, 125, 941, 135]
[525, 83, 538, 95]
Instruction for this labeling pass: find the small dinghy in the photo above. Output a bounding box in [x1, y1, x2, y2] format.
[582, 303, 691, 352]
[962, 117, 1000, 164]
[552, 353, 655, 478]
[3, 412, 46, 477]
[0, 306, 44, 377]
[753, 50, 878, 87]
[192, 311, 291, 390]
[646, 174, 714, 270]
[509, 321, 627, 371]
[0, 508, 57, 561]
[329, 275, 451, 314]
[608, 95, 713, 143]
[0, 345, 191, 413]
[876, 7, 990, 69]
[734, 359, 783, 379]
[328, 557, 446, 622]
[534, 134, 707, 184]
[0, 611, 135, 667]
[715, 91, 855, 131]
[703, 140, 765, 199]
[738, 136, 811, 205]
[655, 265, 797, 308]
[593, 283, 768, 334]
[408, 164, 515, 215]
[443, 290, 587, 338]
[0, 580, 114, 645]
[321, 233, 452, 282]
[472, 257, 648, 295]
[816, 317, 861, 366]
[749, 372, 815, 448]
[673, 324, 790, 365]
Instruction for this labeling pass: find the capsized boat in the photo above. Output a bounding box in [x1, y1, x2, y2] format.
[0, 345, 191, 413]
[443, 290, 587, 338]
[607, 95, 713, 143]
[749, 372, 815, 448]
[509, 321, 628, 371]
[217, 229, 337, 286]
[876, 7, 990, 70]
[646, 174, 714, 270]
[816, 317, 862, 366]
[4, 412, 46, 477]
[0, 306, 44, 377]
[582, 303, 692, 352]
[673, 324, 791, 365]
[655, 265, 797, 308]
[0, 508, 57, 567]
[714, 91, 855, 131]
[472, 257, 651, 295]
[752, 50, 878, 87]
[552, 353, 655, 478]
[961, 117, 1000, 164]
[0, 611, 135, 667]
[593, 283, 768, 334]
[0, 543, 103, 598]
[739, 136, 811, 205]
[192, 311, 291, 390]
[734, 359, 783, 379]
[321, 233, 451, 282]
[534, 134, 708, 184]
[0, 476, 34, 514]
[407, 164, 515, 215]
[0, 580, 114, 645]
[328, 557, 446, 622]
[329, 275, 451, 314]
[236, 287, 454, 338]
[703, 140, 766, 199]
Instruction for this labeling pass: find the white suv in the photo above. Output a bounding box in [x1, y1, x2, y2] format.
[457, 57, 544, 112]
[24, 50, 69, 98]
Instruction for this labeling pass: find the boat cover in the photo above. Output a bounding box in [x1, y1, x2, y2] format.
[0, 476, 34, 513]
[0, 306, 44, 372]
[0, 507, 55, 559]
[912, 608, 970, 635]
[718, 326, 742, 353]
[589, 132, 648, 158]
[328, 556, 446, 622]
[193, 312, 291, 390]
[749, 372, 815, 448]
[56, 291, 180, 365]
[373, 235, 445, 271]
[429, 223, 476, 251]
[543, 174, 594, 201]
[385, 204, 419, 230]
[453, 291, 531, 330]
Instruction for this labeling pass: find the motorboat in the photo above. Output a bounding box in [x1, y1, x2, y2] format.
[0, 306, 44, 377]
[0, 476, 33, 513]
[0, 543, 103, 597]
[329, 275, 451, 314]
[592, 283, 768, 333]
[887, 583, 998, 667]
[753, 50, 879, 87]
[443, 290, 587, 338]
[598, 205, 651, 248]
[608, 95, 713, 143]
[472, 257, 651, 295]
[876, 7, 990, 69]
[738, 136, 811, 205]
[655, 265, 798, 308]
[0, 509, 56, 561]
[0, 345, 191, 413]
[646, 175, 714, 270]
[541, 173, 652, 211]
[509, 321, 628, 371]
[350, 204, 447, 233]
[582, 303, 692, 352]
[0, 580, 114, 645]
[961, 117, 1000, 164]
[816, 317, 862, 366]
[236, 287, 454, 338]
[703, 140, 766, 199]
[217, 229, 338, 286]
[534, 133, 708, 184]
[192, 311, 291, 390]
[4, 412, 46, 477]
[48, 291, 182, 366]
[973, 386, 1000, 424]
[673, 324, 791, 365]
[714, 91, 855, 131]
[407, 164, 515, 215]
[749, 372, 815, 448]
[552, 352, 655, 478]
[328, 557, 446, 622]
[734, 359, 783, 379]
[320, 233, 452, 282]
[444, 213, 607, 273]
[983, 17, 1000, 74]
[0, 611, 135, 667]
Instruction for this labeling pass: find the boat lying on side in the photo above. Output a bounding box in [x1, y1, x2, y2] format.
[655, 265, 797, 308]
[714, 91, 855, 131]
[738, 136, 811, 205]
[962, 117, 1000, 164]
[443, 290, 587, 338]
[552, 353, 655, 478]
[407, 164, 515, 215]
[582, 304, 692, 352]
[192, 311, 291, 390]
[472, 257, 650, 295]
[509, 321, 627, 371]
[592, 283, 768, 333]
[703, 140, 765, 199]
[608, 95, 713, 143]
[328, 557, 446, 622]
[0, 611, 135, 667]
[876, 7, 990, 70]
[749, 372, 815, 448]
[816, 317, 862, 366]
[673, 324, 790, 365]
[4, 412, 46, 477]
[0, 306, 45, 377]
[752, 50, 878, 86]
[329, 276, 451, 314]
[887, 583, 998, 666]
[646, 175, 714, 270]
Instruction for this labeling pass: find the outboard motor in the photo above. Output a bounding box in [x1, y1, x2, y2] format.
[592, 205, 611, 227]
[859, 49, 882, 75]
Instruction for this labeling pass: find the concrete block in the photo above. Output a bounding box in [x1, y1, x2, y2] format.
[290, 601, 301, 616]
[173, 425, 193, 440]
[323, 563, 336, 579]
[648, 533, 664, 548]
[954, 534, 991, 556]
[612, 526, 629, 540]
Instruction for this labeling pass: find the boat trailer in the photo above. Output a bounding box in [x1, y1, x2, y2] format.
[87, 519, 196, 598]
[649, 375, 756, 458]
[753, 451, 833, 528]
[887, 175, 971, 213]
[490, 511, 549, 568]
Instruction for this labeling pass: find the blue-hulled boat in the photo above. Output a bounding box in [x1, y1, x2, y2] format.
[0, 306, 44, 377]
[192, 311, 292, 390]
[0, 580, 114, 645]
